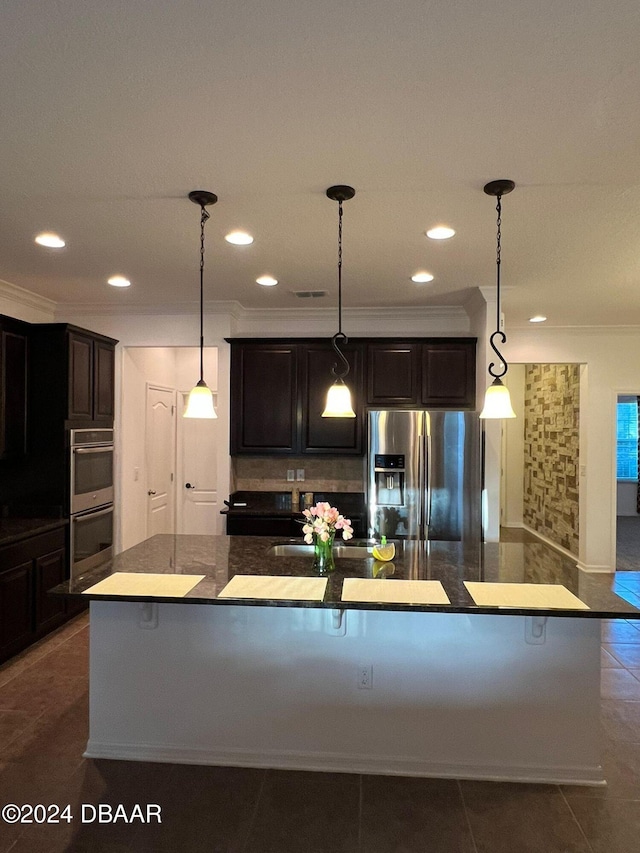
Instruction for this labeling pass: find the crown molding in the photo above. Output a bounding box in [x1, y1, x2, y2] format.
[54, 299, 245, 318]
[0, 278, 56, 313]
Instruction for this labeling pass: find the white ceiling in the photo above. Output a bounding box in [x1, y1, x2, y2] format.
[2, 0, 640, 327]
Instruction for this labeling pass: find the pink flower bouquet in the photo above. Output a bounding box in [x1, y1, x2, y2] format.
[301, 502, 354, 544]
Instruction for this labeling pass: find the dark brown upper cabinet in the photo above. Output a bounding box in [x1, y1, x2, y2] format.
[0, 315, 29, 459]
[229, 337, 476, 456]
[420, 340, 476, 409]
[29, 324, 117, 428]
[366, 338, 476, 410]
[299, 341, 363, 454]
[366, 342, 419, 406]
[230, 342, 298, 453]
[67, 330, 116, 422]
[229, 339, 364, 455]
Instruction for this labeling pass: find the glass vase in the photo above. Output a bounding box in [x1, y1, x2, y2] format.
[313, 531, 336, 574]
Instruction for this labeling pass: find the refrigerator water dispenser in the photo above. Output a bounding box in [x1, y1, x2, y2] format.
[373, 454, 405, 507]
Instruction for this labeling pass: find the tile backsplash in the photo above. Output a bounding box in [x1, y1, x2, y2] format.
[232, 456, 365, 496]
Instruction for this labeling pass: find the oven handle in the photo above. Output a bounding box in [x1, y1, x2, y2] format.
[74, 446, 113, 454]
[73, 505, 114, 521]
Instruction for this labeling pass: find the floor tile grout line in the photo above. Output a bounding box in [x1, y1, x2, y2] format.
[239, 767, 268, 853]
[558, 786, 596, 853]
[456, 778, 479, 853]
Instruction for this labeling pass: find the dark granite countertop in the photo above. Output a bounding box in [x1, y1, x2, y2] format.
[51, 533, 640, 619]
[0, 517, 68, 547]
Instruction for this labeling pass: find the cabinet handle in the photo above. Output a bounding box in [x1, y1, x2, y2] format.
[185, 483, 196, 489]
[148, 490, 157, 496]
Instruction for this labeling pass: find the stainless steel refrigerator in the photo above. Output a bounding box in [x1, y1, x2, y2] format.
[367, 410, 482, 543]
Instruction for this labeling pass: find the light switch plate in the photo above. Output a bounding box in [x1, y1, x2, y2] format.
[286, 469, 295, 481]
[296, 469, 305, 481]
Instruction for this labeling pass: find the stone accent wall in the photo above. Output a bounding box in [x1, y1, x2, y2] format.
[523, 364, 580, 556]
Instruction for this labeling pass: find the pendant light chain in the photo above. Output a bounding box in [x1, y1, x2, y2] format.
[487, 188, 508, 380]
[198, 204, 210, 383]
[337, 199, 343, 337]
[495, 194, 502, 335]
[329, 191, 350, 380]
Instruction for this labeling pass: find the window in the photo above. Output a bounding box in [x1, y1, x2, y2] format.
[617, 400, 638, 480]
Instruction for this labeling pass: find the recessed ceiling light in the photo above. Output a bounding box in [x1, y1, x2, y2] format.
[426, 226, 455, 240]
[411, 271, 434, 283]
[529, 315, 547, 323]
[256, 275, 278, 287]
[35, 232, 65, 248]
[107, 276, 131, 288]
[225, 231, 254, 245]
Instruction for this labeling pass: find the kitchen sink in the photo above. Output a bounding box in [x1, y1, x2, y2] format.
[268, 542, 373, 559]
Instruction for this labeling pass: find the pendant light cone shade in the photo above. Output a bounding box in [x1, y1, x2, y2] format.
[184, 379, 216, 419]
[322, 185, 356, 419]
[322, 378, 356, 418]
[479, 378, 516, 419]
[184, 190, 218, 419]
[480, 179, 517, 419]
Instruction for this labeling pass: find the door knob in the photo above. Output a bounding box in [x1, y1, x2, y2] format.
[185, 483, 195, 489]
[148, 490, 156, 496]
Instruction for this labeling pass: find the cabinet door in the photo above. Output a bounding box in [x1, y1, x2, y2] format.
[68, 331, 94, 420]
[300, 342, 364, 454]
[0, 327, 28, 458]
[93, 340, 115, 421]
[421, 341, 476, 409]
[0, 562, 34, 663]
[366, 342, 419, 406]
[231, 343, 298, 453]
[34, 548, 67, 634]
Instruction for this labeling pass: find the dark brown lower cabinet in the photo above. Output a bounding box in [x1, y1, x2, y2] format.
[35, 546, 67, 635]
[0, 561, 33, 662]
[0, 527, 69, 664]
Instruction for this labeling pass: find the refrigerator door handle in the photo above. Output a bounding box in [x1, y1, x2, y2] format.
[424, 433, 432, 537]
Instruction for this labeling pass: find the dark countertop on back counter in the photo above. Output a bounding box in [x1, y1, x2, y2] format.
[221, 491, 366, 517]
[51, 533, 640, 619]
[0, 516, 68, 547]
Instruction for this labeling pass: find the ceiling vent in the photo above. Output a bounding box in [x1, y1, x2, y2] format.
[291, 290, 327, 299]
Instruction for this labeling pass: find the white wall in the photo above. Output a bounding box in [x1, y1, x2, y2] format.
[502, 365, 525, 528]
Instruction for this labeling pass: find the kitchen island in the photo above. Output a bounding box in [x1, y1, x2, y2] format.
[54, 534, 640, 786]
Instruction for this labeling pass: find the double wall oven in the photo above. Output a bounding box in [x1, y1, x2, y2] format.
[69, 429, 114, 576]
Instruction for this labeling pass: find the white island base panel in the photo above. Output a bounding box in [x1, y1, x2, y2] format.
[86, 601, 604, 786]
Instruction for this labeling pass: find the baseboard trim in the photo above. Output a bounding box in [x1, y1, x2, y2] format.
[83, 740, 606, 787]
[521, 524, 581, 564]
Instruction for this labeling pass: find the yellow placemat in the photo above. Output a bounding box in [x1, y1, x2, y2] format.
[218, 575, 328, 601]
[82, 572, 206, 597]
[464, 582, 589, 610]
[341, 578, 450, 605]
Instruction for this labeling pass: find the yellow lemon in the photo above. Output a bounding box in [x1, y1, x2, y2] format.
[372, 542, 395, 562]
[373, 560, 395, 578]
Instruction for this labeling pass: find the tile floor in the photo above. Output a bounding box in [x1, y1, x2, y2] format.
[1, 612, 640, 852]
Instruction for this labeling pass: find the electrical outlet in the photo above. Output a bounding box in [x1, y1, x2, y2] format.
[357, 664, 373, 689]
[296, 469, 305, 481]
[286, 469, 295, 481]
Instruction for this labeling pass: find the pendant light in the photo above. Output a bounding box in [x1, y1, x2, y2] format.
[322, 185, 356, 419]
[479, 179, 517, 419]
[184, 190, 218, 419]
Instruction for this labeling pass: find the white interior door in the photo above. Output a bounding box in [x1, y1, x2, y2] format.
[146, 385, 176, 537]
[177, 391, 219, 534]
